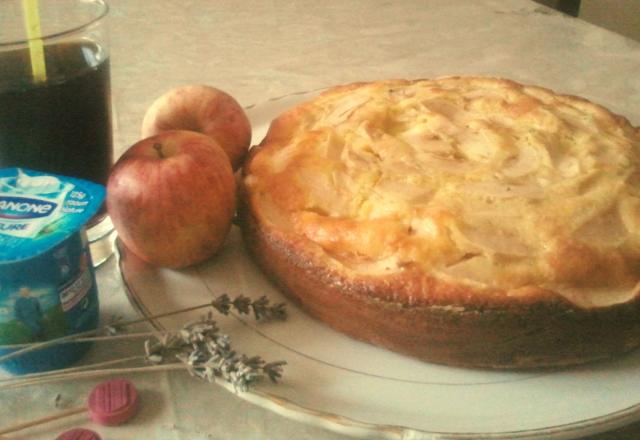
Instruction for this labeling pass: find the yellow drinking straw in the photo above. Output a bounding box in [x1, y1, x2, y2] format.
[21, 0, 47, 82]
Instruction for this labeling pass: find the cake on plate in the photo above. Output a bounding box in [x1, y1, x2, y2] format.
[239, 77, 640, 368]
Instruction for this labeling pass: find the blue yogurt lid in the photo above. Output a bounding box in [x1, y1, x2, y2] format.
[0, 168, 106, 263]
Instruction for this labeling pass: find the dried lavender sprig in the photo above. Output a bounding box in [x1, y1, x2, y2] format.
[0, 293, 286, 364]
[0, 355, 143, 386]
[0, 303, 212, 364]
[144, 315, 286, 392]
[0, 303, 288, 392]
[0, 331, 157, 350]
[212, 294, 287, 321]
[0, 363, 187, 391]
[263, 361, 287, 383]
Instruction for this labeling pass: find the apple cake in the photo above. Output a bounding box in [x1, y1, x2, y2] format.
[239, 77, 640, 368]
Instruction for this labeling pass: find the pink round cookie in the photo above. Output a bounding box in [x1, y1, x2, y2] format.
[56, 428, 102, 440]
[87, 378, 139, 426]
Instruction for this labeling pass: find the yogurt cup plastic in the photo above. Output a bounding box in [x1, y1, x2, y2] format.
[0, 167, 105, 374]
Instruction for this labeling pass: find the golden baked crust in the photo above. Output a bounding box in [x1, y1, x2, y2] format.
[240, 77, 640, 368]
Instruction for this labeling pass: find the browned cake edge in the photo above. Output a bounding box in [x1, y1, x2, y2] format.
[238, 196, 640, 369]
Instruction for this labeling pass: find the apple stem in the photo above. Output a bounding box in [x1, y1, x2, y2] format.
[153, 143, 164, 158]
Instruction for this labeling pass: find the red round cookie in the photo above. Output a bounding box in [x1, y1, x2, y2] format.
[87, 378, 139, 425]
[56, 428, 102, 440]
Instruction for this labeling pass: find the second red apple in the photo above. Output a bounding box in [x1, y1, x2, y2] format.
[141, 85, 252, 170]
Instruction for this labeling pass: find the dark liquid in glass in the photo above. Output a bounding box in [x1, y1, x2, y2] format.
[0, 41, 112, 187]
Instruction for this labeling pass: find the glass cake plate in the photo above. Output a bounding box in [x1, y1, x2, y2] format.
[117, 90, 640, 440]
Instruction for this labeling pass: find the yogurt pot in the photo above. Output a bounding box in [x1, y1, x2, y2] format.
[0, 167, 105, 374]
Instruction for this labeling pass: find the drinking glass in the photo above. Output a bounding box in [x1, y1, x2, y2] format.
[0, 0, 114, 264]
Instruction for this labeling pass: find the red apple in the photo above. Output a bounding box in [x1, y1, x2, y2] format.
[107, 130, 236, 268]
[141, 85, 251, 171]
